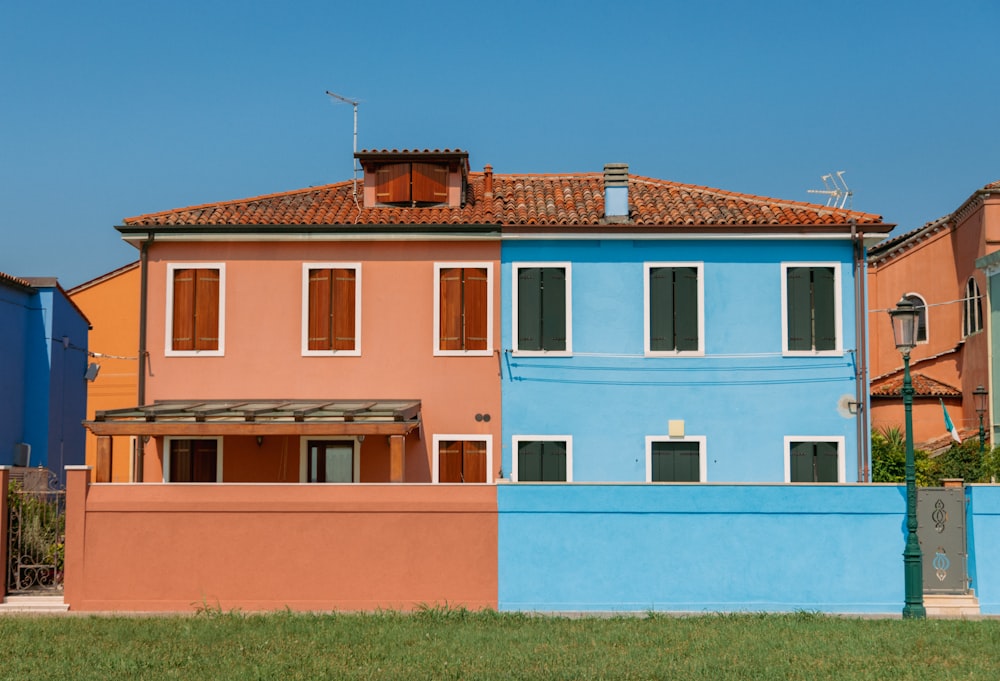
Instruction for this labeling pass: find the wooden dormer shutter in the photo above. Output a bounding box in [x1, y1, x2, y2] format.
[411, 163, 449, 203]
[375, 163, 411, 203]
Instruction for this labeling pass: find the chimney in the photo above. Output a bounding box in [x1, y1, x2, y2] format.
[604, 163, 629, 222]
[483, 164, 494, 198]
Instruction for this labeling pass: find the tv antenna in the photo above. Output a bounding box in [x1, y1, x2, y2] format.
[807, 171, 852, 209]
[325, 90, 361, 203]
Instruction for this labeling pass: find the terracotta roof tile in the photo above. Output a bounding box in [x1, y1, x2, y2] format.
[122, 173, 887, 229]
[0, 271, 33, 290]
[870, 372, 961, 398]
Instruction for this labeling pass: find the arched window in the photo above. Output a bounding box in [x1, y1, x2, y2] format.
[963, 278, 983, 337]
[903, 293, 928, 343]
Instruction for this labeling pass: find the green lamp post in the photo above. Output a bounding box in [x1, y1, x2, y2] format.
[889, 297, 925, 619]
[974, 384, 988, 457]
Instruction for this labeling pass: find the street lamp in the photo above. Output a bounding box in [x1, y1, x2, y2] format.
[889, 297, 926, 619]
[974, 385, 988, 456]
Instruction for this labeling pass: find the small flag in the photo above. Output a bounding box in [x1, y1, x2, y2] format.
[941, 399, 961, 443]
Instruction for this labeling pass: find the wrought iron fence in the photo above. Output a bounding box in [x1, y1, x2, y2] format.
[6, 468, 65, 594]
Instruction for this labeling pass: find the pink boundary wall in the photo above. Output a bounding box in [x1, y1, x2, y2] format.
[63, 467, 498, 612]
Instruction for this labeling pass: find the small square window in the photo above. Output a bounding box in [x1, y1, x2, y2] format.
[433, 436, 491, 483]
[646, 436, 706, 482]
[785, 437, 844, 483]
[512, 436, 571, 482]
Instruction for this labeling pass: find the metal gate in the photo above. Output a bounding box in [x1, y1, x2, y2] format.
[917, 487, 968, 594]
[5, 469, 65, 594]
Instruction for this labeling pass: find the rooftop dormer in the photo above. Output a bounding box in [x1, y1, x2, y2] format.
[355, 149, 469, 208]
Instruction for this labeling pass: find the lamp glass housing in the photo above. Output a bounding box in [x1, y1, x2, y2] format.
[890, 298, 919, 353]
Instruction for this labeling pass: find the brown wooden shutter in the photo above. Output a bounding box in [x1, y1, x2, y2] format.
[463, 440, 487, 483]
[332, 268, 356, 351]
[172, 269, 195, 351]
[308, 269, 333, 350]
[439, 268, 463, 351]
[464, 268, 488, 351]
[194, 269, 220, 351]
[411, 163, 449, 203]
[439, 440, 463, 483]
[376, 163, 411, 203]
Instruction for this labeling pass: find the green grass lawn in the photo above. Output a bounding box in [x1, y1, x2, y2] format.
[1, 609, 998, 680]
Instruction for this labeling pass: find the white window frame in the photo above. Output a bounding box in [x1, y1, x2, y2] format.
[902, 292, 929, 345]
[645, 435, 707, 482]
[780, 262, 843, 356]
[431, 434, 493, 483]
[511, 435, 573, 482]
[298, 436, 362, 483]
[162, 436, 223, 483]
[643, 262, 705, 356]
[165, 263, 226, 357]
[783, 435, 846, 483]
[511, 262, 573, 356]
[301, 263, 362, 357]
[433, 262, 494, 357]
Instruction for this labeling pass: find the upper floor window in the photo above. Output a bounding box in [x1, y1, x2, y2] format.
[166, 264, 224, 356]
[964, 278, 983, 337]
[512, 436, 572, 482]
[781, 263, 841, 355]
[375, 162, 448, 205]
[902, 293, 928, 344]
[644, 263, 704, 355]
[434, 263, 492, 356]
[432, 435, 491, 483]
[785, 437, 844, 483]
[512, 263, 572, 355]
[302, 264, 361, 356]
[646, 436, 706, 482]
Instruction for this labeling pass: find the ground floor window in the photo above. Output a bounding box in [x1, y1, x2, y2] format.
[513, 437, 571, 482]
[786, 437, 843, 483]
[433, 436, 490, 483]
[164, 438, 221, 482]
[304, 439, 358, 483]
[646, 436, 706, 482]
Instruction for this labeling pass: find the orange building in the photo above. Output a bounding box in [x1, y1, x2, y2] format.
[68, 262, 140, 481]
[868, 182, 1000, 450]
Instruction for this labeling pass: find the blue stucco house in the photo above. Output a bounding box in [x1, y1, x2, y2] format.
[498, 164, 892, 485]
[0, 272, 90, 480]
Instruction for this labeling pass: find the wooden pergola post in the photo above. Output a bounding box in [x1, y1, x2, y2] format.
[389, 435, 406, 483]
[96, 436, 113, 483]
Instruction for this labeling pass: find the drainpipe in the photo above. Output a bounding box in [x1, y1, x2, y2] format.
[136, 232, 153, 482]
[852, 221, 870, 482]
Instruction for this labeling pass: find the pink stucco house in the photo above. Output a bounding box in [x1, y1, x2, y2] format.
[868, 181, 1000, 450]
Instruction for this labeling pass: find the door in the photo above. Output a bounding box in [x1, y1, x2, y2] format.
[917, 487, 969, 594]
[307, 440, 355, 483]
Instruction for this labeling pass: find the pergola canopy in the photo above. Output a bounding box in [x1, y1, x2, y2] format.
[84, 399, 422, 437]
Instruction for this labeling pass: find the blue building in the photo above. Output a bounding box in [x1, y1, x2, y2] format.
[0, 272, 90, 480]
[498, 165, 892, 484]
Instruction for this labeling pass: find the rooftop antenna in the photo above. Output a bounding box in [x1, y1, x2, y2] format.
[808, 171, 852, 209]
[325, 90, 360, 203]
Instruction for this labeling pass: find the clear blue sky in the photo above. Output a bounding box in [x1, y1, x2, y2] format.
[2, 1, 998, 287]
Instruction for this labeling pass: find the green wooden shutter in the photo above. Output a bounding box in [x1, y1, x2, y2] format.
[786, 267, 812, 351]
[517, 268, 542, 351]
[675, 267, 699, 351]
[815, 441, 838, 482]
[789, 441, 813, 482]
[649, 267, 674, 351]
[541, 441, 567, 481]
[540, 268, 566, 351]
[518, 441, 542, 481]
[652, 441, 699, 482]
[812, 267, 836, 351]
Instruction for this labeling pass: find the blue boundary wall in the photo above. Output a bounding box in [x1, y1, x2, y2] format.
[498, 484, 907, 614]
[968, 485, 1000, 614]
